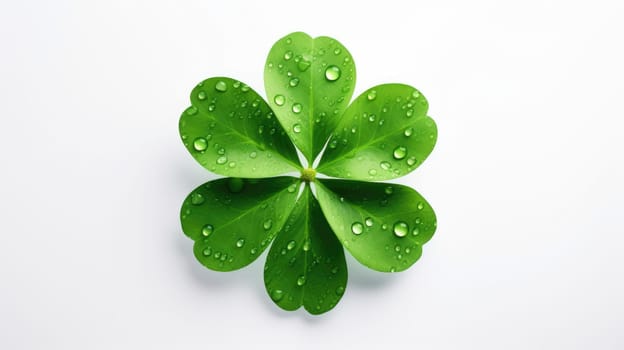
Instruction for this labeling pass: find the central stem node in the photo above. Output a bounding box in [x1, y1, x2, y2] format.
[300, 168, 316, 182]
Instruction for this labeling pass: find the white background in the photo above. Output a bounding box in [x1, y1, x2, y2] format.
[1, 0, 623, 348]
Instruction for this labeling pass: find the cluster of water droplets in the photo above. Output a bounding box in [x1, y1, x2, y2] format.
[266, 36, 355, 139]
[182, 79, 298, 171]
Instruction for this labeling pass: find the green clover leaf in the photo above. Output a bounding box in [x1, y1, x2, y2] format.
[179, 32, 438, 314]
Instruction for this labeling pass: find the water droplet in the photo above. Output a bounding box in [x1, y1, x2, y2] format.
[380, 161, 391, 170]
[406, 109, 414, 117]
[186, 106, 198, 115]
[202, 247, 212, 256]
[394, 245, 401, 252]
[324, 65, 341, 81]
[201, 224, 214, 237]
[393, 221, 409, 237]
[249, 151, 257, 159]
[412, 90, 420, 98]
[193, 137, 208, 151]
[367, 90, 377, 101]
[302, 239, 311, 251]
[287, 240, 296, 250]
[270, 289, 284, 302]
[404, 127, 413, 137]
[333, 48, 342, 55]
[284, 51, 293, 60]
[263, 219, 273, 230]
[407, 156, 417, 166]
[215, 81, 227, 92]
[293, 123, 302, 133]
[336, 286, 345, 296]
[197, 91, 207, 100]
[412, 227, 420, 236]
[236, 239, 245, 248]
[351, 222, 363, 235]
[289, 78, 299, 87]
[393, 146, 407, 160]
[368, 114, 376, 122]
[417, 202, 424, 210]
[190, 193, 205, 205]
[368, 169, 377, 176]
[297, 59, 311, 71]
[250, 247, 258, 255]
[365, 217, 374, 227]
[241, 84, 250, 92]
[297, 275, 306, 286]
[216, 156, 227, 164]
[385, 186, 394, 195]
[287, 183, 298, 193]
[292, 103, 302, 114]
[274, 95, 285, 106]
[382, 223, 388, 230]
[228, 161, 236, 168]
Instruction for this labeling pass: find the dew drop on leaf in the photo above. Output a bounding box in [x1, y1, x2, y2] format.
[201, 224, 214, 237]
[202, 247, 212, 256]
[270, 289, 284, 301]
[393, 221, 409, 237]
[274, 94, 285, 106]
[324, 65, 341, 81]
[287, 240, 296, 250]
[351, 222, 363, 235]
[284, 51, 293, 60]
[292, 103, 302, 114]
[193, 137, 208, 151]
[216, 156, 227, 164]
[367, 90, 377, 101]
[297, 275, 306, 286]
[365, 217, 374, 227]
[186, 106, 198, 115]
[335, 286, 345, 296]
[412, 227, 420, 236]
[236, 239, 245, 248]
[197, 91, 207, 100]
[297, 60, 310, 71]
[404, 127, 413, 137]
[368, 169, 377, 176]
[380, 161, 391, 170]
[393, 146, 407, 160]
[190, 193, 205, 205]
[214, 81, 227, 92]
[407, 156, 417, 166]
[289, 78, 299, 87]
[417, 202, 424, 210]
[384, 186, 393, 195]
[263, 219, 273, 230]
[293, 123, 302, 133]
[287, 183, 298, 193]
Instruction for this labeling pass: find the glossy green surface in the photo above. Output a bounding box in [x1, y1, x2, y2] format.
[316, 179, 437, 272]
[181, 177, 300, 271]
[180, 77, 301, 178]
[264, 186, 347, 314]
[317, 84, 437, 181]
[179, 32, 438, 314]
[264, 32, 356, 165]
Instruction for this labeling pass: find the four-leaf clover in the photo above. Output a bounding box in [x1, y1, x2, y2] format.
[179, 32, 438, 314]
